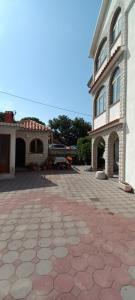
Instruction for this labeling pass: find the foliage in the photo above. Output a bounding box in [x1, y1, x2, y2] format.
[0, 112, 5, 122]
[48, 115, 91, 145]
[21, 117, 45, 125]
[77, 137, 91, 164]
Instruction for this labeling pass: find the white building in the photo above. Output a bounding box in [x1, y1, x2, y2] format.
[0, 112, 52, 179]
[88, 0, 135, 189]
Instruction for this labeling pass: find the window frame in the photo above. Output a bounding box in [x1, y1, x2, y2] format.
[30, 139, 43, 154]
[111, 8, 122, 46]
[95, 87, 106, 118]
[110, 67, 121, 105]
[95, 38, 107, 72]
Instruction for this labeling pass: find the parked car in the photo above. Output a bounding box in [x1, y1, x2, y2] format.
[49, 144, 66, 149]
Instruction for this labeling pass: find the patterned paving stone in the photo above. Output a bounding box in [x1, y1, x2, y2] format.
[38, 238, 52, 247]
[8, 240, 22, 250]
[93, 269, 113, 288]
[16, 262, 34, 278]
[2, 225, 14, 232]
[64, 222, 75, 228]
[23, 239, 37, 249]
[75, 271, 93, 290]
[78, 227, 90, 235]
[0, 264, 15, 280]
[54, 274, 74, 293]
[53, 247, 68, 258]
[20, 249, 36, 261]
[53, 222, 63, 229]
[71, 257, 88, 271]
[0, 241, 7, 250]
[36, 260, 53, 275]
[76, 221, 87, 228]
[53, 229, 64, 237]
[53, 237, 67, 246]
[37, 248, 52, 259]
[28, 224, 39, 230]
[25, 231, 38, 238]
[39, 230, 52, 238]
[11, 232, 25, 240]
[67, 236, 80, 245]
[0, 232, 11, 240]
[121, 286, 135, 300]
[56, 293, 76, 300]
[15, 225, 27, 231]
[10, 278, 32, 299]
[128, 266, 135, 279]
[100, 288, 123, 300]
[40, 223, 51, 229]
[66, 228, 77, 236]
[2, 251, 19, 263]
[33, 275, 53, 296]
[0, 280, 10, 299]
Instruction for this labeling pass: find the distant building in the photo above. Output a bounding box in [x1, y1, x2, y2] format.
[88, 0, 135, 188]
[0, 111, 52, 179]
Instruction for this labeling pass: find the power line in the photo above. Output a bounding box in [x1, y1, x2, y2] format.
[0, 90, 92, 117]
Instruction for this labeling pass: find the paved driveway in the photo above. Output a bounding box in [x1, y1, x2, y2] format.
[0, 167, 135, 299]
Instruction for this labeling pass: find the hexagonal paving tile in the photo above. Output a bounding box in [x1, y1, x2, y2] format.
[53, 237, 67, 247]
[2, 225, 14, 232]
[121, 286, 135, 300]
[53, 247, 68, 258]
[54, 274, 74, 293]
[10, 278, 32, 299]
[0, 280, 10, 299]
[33, 275, 53, 296]
[8, 240, 22, 250]
[2, 251, 19, 263]
[37, 248, 52, 259]
[67, 236, 80, 245]
[23, 239, 37, 249]
[38, 238, 52, 247]
[128, 266, 135, 279]
[0, 264, 15, 280]
[36, 260, 53, 275]
[20, 249, 36, 261]
[16, 262, 34, 278]
[39, 230, 52, 238]
[0, 241, 7, 250]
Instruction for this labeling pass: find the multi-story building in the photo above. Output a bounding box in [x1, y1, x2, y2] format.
[88, 0, 135, 189]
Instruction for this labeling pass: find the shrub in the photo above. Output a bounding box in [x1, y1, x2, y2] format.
[77, 137, 91, 165]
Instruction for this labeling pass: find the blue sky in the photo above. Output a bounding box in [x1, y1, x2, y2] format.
[0, 0, 101, 125]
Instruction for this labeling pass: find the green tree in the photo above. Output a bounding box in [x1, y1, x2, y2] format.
[20, 117, 45, 125]
[48, 115, 91, 145]
[0, 112, 5, 122]
[77, 137, 91, 164]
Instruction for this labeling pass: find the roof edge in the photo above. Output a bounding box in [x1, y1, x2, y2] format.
[89, 0, 110, 58]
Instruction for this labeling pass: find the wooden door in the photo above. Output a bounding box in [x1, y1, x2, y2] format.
[0, 134, 10, 173]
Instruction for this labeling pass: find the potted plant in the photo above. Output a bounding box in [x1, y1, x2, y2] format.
[119, 181, 132, 193]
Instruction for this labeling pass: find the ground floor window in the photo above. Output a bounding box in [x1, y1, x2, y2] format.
[30, 139, 43, 154]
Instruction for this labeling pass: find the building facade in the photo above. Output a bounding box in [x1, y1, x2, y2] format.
[0, 112, 52, 179]
[88, 0, 135, 188]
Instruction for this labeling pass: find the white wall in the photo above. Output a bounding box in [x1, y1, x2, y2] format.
[109, 101, 120, 122]
[94, 112, 106, 130]
[125, 0, 135, 188]
[0, 126, 16, 178]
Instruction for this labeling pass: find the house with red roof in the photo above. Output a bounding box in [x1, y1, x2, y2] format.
[0, 111, 52, 179]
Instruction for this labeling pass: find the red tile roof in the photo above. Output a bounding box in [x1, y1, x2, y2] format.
[19, 119, 50, 132]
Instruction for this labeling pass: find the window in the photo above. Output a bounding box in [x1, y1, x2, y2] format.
[30, 139, 43, 153]
[95, 87, 106, 117]
[96, 39, 107, 71]
[111, 8, 122, 44]
[110, 67, 120, 104]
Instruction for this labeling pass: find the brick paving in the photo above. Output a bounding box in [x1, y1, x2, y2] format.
[0, 167, 135, 299]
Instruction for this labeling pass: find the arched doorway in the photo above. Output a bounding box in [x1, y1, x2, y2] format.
[108, 132, 119, 177]
[15, 138, 26, 168]
[93, 136, 105, 171]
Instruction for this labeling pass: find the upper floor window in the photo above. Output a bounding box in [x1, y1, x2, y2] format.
[95, 38, 107, 72]
[30, 139, 43, 154]
[110, 67, 120, 105]
[111, 8, 122, 45]
[95, 86, 106, 117]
